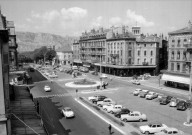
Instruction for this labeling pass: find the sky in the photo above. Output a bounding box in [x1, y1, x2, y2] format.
[1, 0, 192, 37]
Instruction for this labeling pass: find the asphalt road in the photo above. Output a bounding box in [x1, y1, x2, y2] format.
[28, 69, 123, 135]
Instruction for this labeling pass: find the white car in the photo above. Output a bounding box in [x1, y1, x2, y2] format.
[88, 95, 101, 101]
[133, 88, 142, 96]
[169, 98, 178, 107]
[155, 127, 184, 135]
[106, 105, 123, 114]
[146, 92, 158, 100]
[132, 80, 140, 85]
[103, 104, 115, 111]
[97, 98, 115, 107]
[121, 111, 147, 122]
[49, 73, 58, 78]
[61, 107, 75, 118]
[100, 74, 108, 78]
[44, 85, 51, 92]
[139, 122, 168, 134]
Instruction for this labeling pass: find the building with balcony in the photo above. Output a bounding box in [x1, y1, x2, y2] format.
[79, 27, 109, 69]
[162, 21, 192, 89]
[0, 10, 11, 135]
[56, 46, 73, 65]
[6, 21, 18, 71]
[72, 40, 82, 66]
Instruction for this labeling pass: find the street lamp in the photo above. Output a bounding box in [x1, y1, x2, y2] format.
[189, 37, 192, 100]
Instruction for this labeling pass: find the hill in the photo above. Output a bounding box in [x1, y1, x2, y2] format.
[16, 31, 77, 52]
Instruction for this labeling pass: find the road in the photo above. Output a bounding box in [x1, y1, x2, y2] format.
[28, 69, 123, 135]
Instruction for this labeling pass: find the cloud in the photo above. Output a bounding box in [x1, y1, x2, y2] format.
[61, 7, 87, 21]
[126, 9, 154, 27]
[90, 16, 103, 28]
[109, 17, 122, 26]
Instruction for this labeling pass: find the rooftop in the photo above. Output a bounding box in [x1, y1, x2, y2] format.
[169, 21, 192, 35]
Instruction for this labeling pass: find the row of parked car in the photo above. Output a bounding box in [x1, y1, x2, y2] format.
[87, 95, 187, 135]
[88, 95, 147, 122]
[133, 88, 188, 111]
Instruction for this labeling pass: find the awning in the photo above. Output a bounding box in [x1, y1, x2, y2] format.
[162, 74, 190, 84]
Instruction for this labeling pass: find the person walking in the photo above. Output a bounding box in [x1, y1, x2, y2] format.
[108, 124, 112, 134]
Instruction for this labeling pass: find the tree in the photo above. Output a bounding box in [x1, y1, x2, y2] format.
[45, 49, 56, 61]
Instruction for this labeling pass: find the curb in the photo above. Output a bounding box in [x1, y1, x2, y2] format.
[79, 97, 125, 127]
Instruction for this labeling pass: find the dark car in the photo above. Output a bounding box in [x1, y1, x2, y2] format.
[92, 96, 107, 104]
[114, 108, 130, 118]
[159, 96, 172, 105]
[176, 100, 187, 111]
[28, 67, 35, 72]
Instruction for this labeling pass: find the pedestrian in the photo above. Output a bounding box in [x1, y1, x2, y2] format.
[108, 124, 112, 134]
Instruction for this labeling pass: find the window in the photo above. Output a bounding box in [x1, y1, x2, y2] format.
[137, 59, 140, 64]
[171, 63, 174, 71]
[150, 58, 152, 64]
[129, 59, 131, 64]
[151, 51, 153, 56]
[128, 50, 132, 57]
[172, 39, 175, 43]
[138, 50, 140, 56]
[177, 51, 180, 59]
[184, 39, 187, 42]
[144, 44, 146, 47]
[144, 51, 147, 56]
[121, 50, 123, 56]
[177, 63, 180, 71]
[171, 51, 174, 59]
[144, 58, 146, 62]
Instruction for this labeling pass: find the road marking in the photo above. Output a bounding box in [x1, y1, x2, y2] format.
[81, 88, 118, 94]
[74, 98, 126, 135]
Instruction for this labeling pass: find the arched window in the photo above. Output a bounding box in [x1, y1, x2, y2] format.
[171, 51, 174, 59]
[151, 51, 153, 56]
[150, 58, 152, 64]
[144, 51, 147, 56]
[138, 50, 140, 56]
[137, 59, 140, 64]
[144, 58, 146, 62]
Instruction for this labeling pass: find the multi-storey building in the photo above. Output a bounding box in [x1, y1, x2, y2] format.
[72, 40, 82, 66]
[56, 46, 73, 65]
[162, 21, 192, 89]
[0, 10, 11, 135]
[7, 21, 18, 71]
[79, 28, 108, 69]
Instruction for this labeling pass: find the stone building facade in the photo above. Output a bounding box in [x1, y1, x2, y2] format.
[162, 21, 192, 89]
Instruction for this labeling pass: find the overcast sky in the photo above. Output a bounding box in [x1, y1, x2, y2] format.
[1, 0, 192, 37]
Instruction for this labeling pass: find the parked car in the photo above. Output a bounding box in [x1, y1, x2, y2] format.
[139, 122, 168, 134]
[114, 108, 130, 118]
[133, 88, 142, 96]
[49, 73, 58, 78]
[61, 107, 75, 118]
[169, 98, 178, 107]
[92, 96, 107, 104]
[44, 85, 51, 92]
[132, 80, 140, 85]
[139, 90, 149, 98]
[121, 111, 147, 122]
[155, 127, 185, 135]
[88, 95, 107, 101]
[160, 96, 173, 105]
[103, 104, 115, 111]
[176, 100, 187, 111]
[97, 98, 115, 107]
[146, 92, 158, 100]
[106, 105, 123, 114]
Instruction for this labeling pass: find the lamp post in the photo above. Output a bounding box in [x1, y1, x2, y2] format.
[100, 51, 102, 90]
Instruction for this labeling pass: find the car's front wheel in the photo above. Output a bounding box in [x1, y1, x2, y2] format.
[123, 118, 127, 122]
[144, 131, 149, 135]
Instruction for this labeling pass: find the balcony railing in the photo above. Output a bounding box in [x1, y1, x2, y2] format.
[142, 62, 149, 66]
